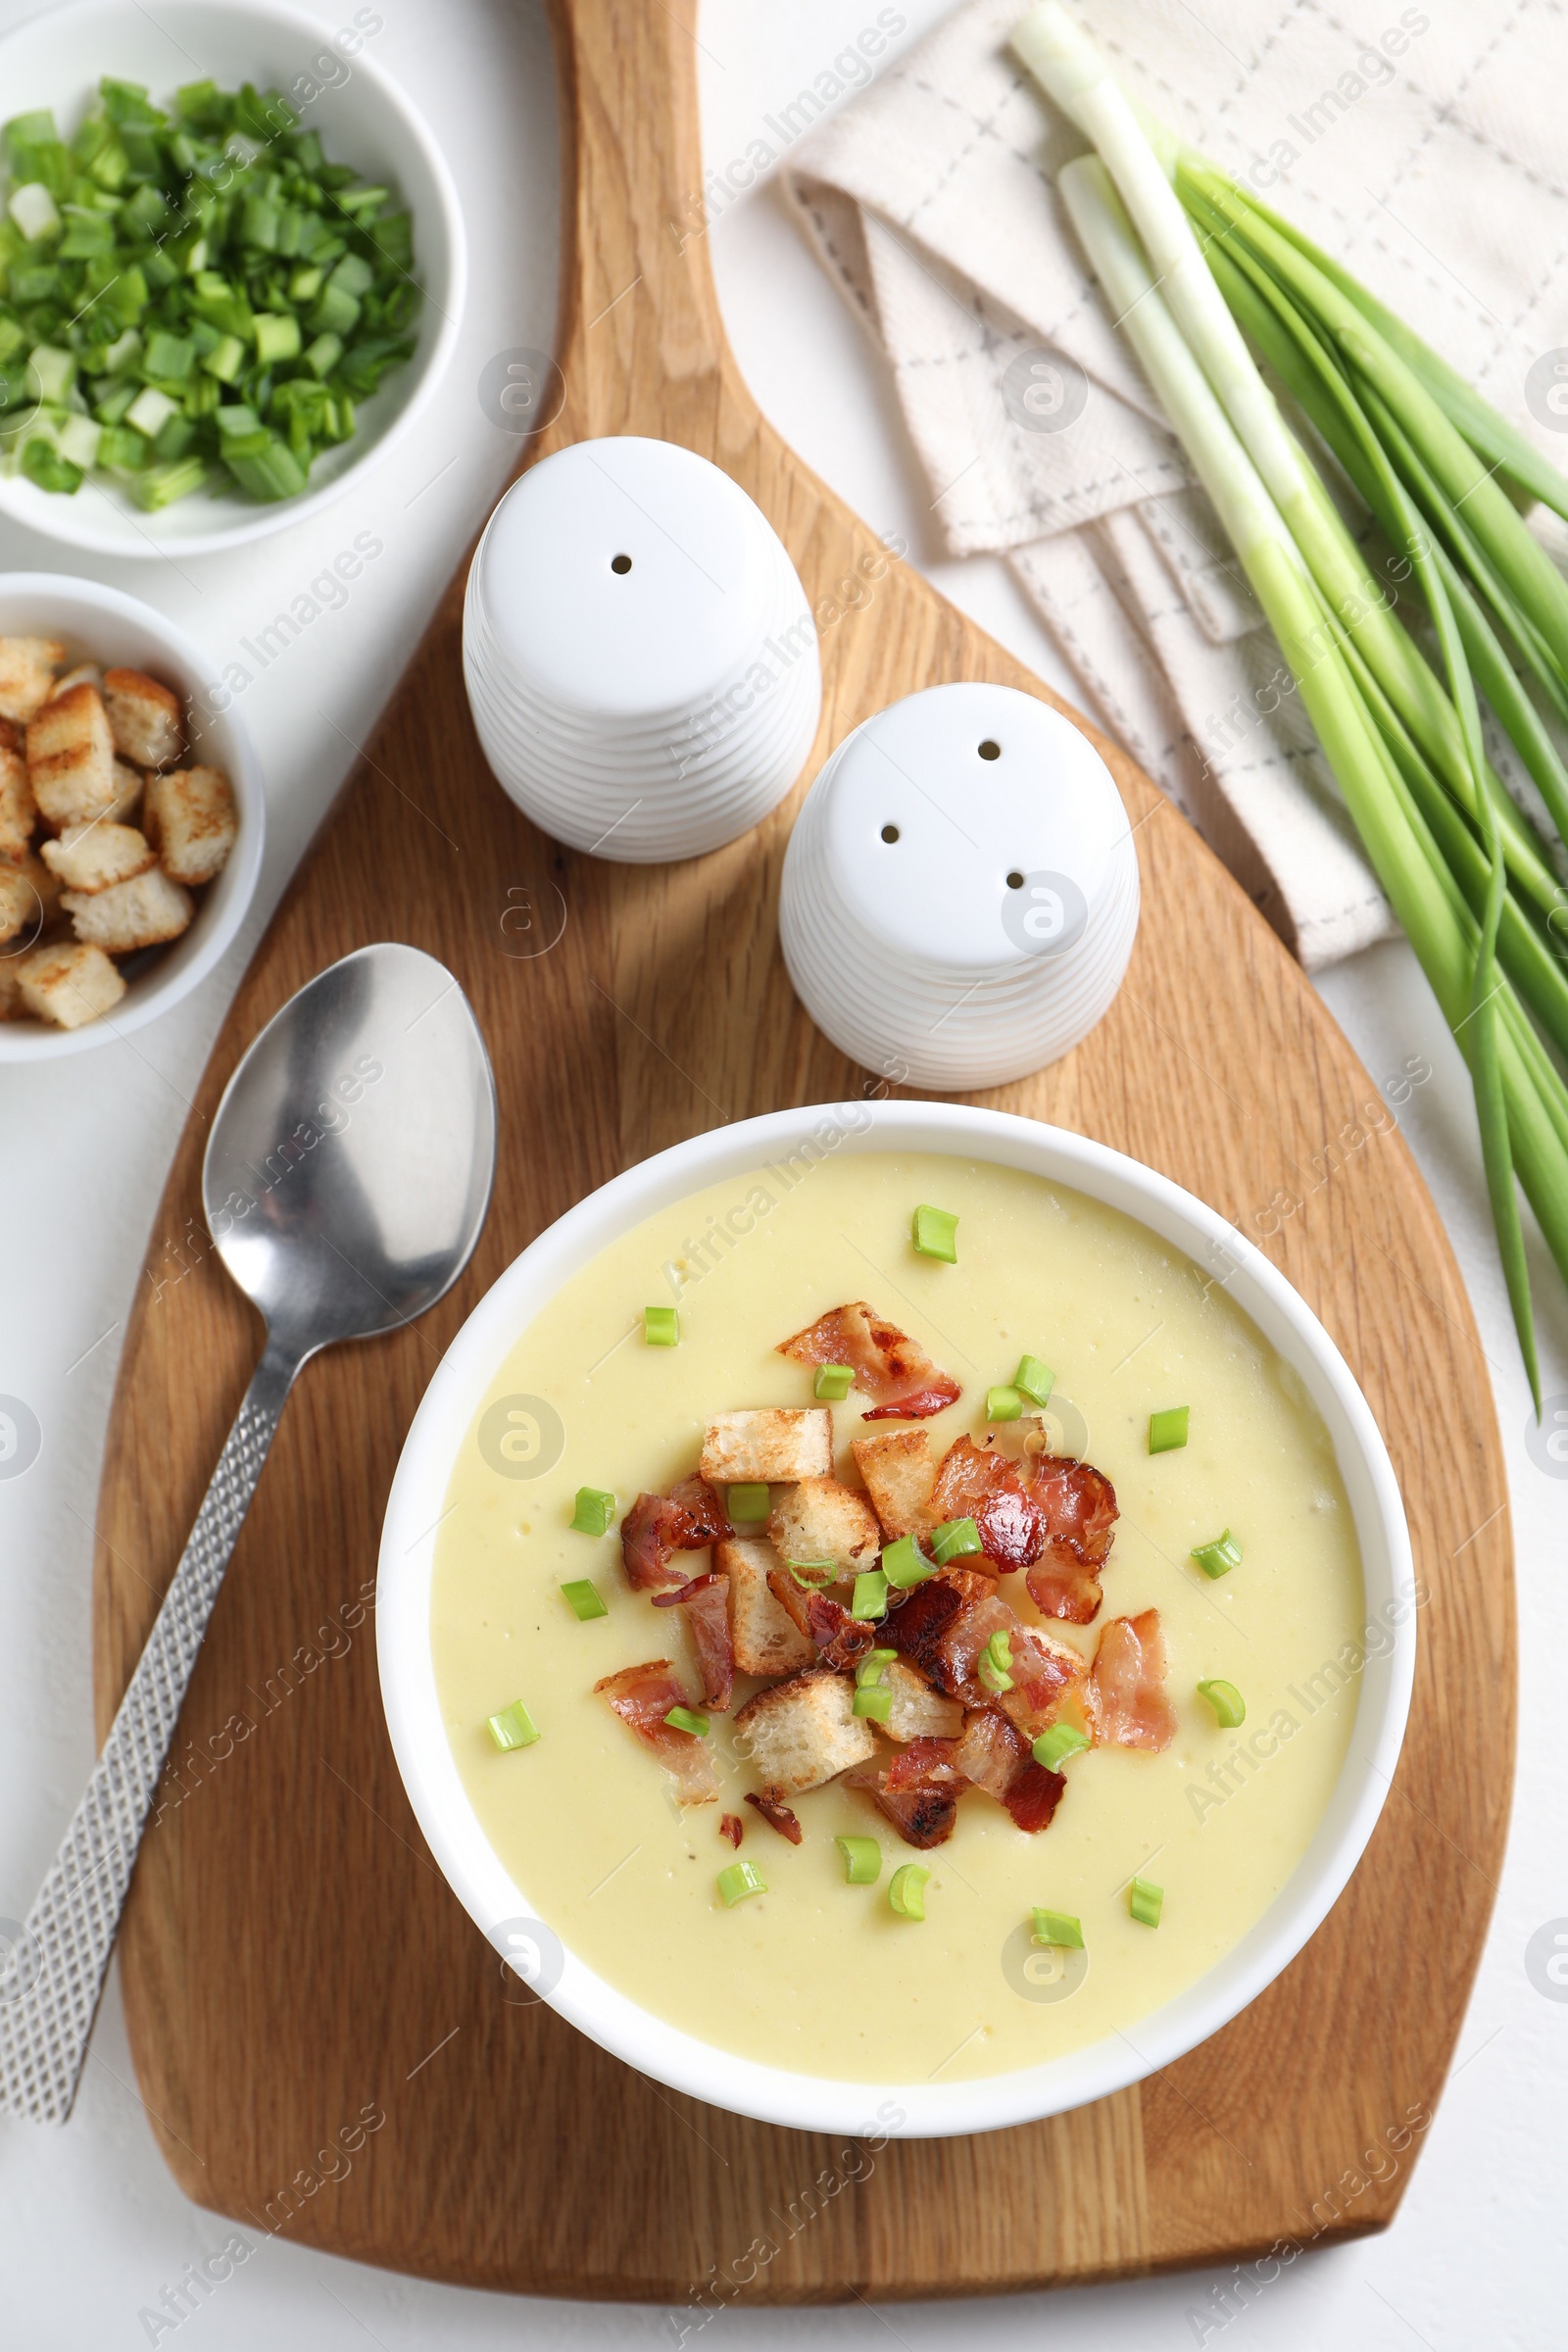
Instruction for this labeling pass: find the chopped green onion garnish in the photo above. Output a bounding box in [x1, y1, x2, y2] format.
[911, 1203, 958, 1262]
[1031, 1906, 1084, 1949]
[1033, 1723, 1090, 1771]
[888, 1863, 929, 1920]
[1198, 1679, 1246, 1728]
[786, 1558, 835, 1589]
[930, 1516, 982, 1564]
[663, 1705, 710, 1738]
[835, 1835, 882, 1884]
[1190, 1528, 1242, 1579]
[569, 1486, 615, 1536]
[1148, 1405, 1190, 1454]
[727, 1482, 769, 1523]
[850, 1568, 888, 1620]
[853, 1684, 893, 1722]
[855, 1647, 897, 1687]
[644, 1305, 679, 1346]
[977, 1629, 1014, 1692]
[1129, 1876, 1163, 1929]
[813, 1362, 855, 1400]
[986, 1385, 1023, 1422]
[1014, 1354, 1055, 1406]
[486, 1699, 541, 1751]
[881, 1534, 934, 1590]
[717, 1861, 766, 1906]
[560, 1579, 608, 1622]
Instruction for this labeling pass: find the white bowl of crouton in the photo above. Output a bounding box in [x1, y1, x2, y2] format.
[0, 574, 262, 1055]
[377, 1100, 1415, 2137]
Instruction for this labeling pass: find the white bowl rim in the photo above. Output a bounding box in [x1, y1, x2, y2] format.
[0, 0, 466, 558]
[0, 568, 264, 1058]
[376, 1099, 1418, 2139]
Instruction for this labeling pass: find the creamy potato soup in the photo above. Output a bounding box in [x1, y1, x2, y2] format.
[430, 1151, 1364, 2083]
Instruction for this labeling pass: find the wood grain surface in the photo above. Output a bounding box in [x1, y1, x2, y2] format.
[90, 0, 1513, 2302]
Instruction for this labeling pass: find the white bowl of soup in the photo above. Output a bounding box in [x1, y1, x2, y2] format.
[377, 1101, 1416, 2138]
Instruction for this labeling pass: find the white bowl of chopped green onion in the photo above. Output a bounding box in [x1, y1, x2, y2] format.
[377, 1101, 1417, 2137]
[0, 0, 465, 555]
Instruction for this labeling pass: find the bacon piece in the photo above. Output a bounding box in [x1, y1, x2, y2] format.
[745, 1787, 804, 1844]
[880, 1569, 1084, 1739]
[953, 1708, 1067, 1833]
[1022, 1455, 1119, 1623]
[928, 1436, 1046, 1571]
[594, 1659, 719, 1804]
[620, 1475, 726, 1591]
[777, 1300, 960, 1421]
[765, 1565, 876, 1672]
[719, 1813, 744, 1848]
[848, 1737, 965, 1848]
[651, 1568, 734, 1709]
[1088, 1609, 1177, 1751]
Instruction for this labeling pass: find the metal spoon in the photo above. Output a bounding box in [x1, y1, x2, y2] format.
[0, 944, 496, 2123]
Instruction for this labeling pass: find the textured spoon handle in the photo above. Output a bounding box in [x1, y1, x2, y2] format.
[0, 1343, 298, 2123]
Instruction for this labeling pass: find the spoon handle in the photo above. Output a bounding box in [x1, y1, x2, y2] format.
[0, 1341, 299, 2123]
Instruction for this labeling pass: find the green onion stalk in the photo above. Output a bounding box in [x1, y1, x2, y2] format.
[1015, 2, 1568, 1406]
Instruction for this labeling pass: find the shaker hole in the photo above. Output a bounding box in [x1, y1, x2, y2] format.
[978, 739, 1002, 760]
[611, 553, 633, 575]
[1005, 870, 1025, 889]
[881, 824, 901, 844]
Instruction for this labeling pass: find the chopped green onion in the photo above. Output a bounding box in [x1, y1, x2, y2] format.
[813, 1362, 855, 1400]
[202, 332, 246, 383]
[1198, 1679, 1246, 1728]
[930, 1516, 982, 1563]
[26, 344, 74, 403]
[786, 1558, 835, 1589]
[1031, 1906, 1084, 1949]
[853, 1684, 893, 1722]
[569, 1486, 615, 1536]
[663, 1705, 710, 1738]
[977, 1629, 1014, 1693]
[1148, 1405, 1190, 1454]
[8, 183, 60, 242]
[21, 438, 81, 494]
[252, 311, 301, 367]
[881, 1534, 934, 1590]
[835, 1835, 882, 1884]
[850, 1568, 888, 1620]
[560, 1579, 608, 1622]
[132, 454, 207, 510]
[727, 1482, 769, 1524]
[1014, 1354, 1055, 1406]
[124, 384, 177, 438]
[888, 1863, 929, 1920]
[986, 1385, 1023, 1422]
[717, 1861, 766, 1906]
[1032, 1723, 1090, 1771]
[644, 1305, 679, 1347]
[855, 1647, 897, 1687]
[486, 1699, 541, 1751]
[911, 1203, 958, 1262]
[1190, 1528, 1242, 1579]
[1129, 1876, 1163, 1929]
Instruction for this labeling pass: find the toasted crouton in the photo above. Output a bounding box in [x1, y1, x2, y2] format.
[701, 1407, 832, 1486]
[106, 760, 143, 825]
[733, 1668, 876, 1793]
[0, 745, 34, 860]
[53, 662, 102, 699]
[64, 866, 192, 953]
[853, 1428, 936, 1540]
[884, 1659, 963, 1743]
[0, 956, 22, 1019]
[27, 683, 118, 826]
[0, 636, 65, 723]
[103, 667, 183, 768]
[716, 1538, 815, 1677]
[142, 764, 236, 885]
[16, 939, 126, 1028]
[767, 1476, 881, 1574]
[0, 854, 49, 946]
[41, 821, 156, 894]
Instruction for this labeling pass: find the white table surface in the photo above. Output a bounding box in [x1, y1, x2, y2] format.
[1, 1, 1563, 2342]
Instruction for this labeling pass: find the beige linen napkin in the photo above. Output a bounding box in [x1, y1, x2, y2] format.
[785, 0, 1568, 967]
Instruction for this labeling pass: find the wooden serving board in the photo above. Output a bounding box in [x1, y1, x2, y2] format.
[91, 0, 1512, 2302]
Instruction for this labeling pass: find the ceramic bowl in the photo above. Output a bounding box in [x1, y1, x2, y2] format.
[376, 1099, 1417, 2138]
